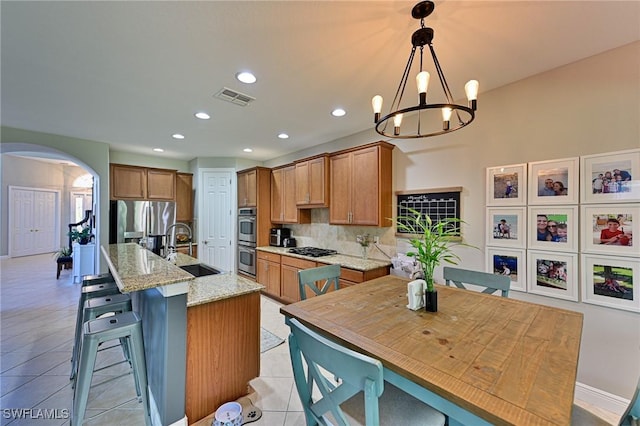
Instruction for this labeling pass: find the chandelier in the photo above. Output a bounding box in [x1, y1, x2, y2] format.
[372, 1, 478, 139]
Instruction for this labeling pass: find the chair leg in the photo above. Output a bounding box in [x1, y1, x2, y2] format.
[57, 263, 62, 279]
[71, 337, 99, 426]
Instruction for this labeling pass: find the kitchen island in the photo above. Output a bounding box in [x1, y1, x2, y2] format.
[101, 243, 263, 425]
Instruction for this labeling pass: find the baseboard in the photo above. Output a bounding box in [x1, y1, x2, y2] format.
[149, 387, 188, 426]
[575, 381, 630, 416]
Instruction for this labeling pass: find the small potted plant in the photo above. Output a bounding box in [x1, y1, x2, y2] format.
[356, 234, 372, 260]
[69, 226, 93, 245]
[394, 207, 475, 312]
[53, 246, 72, 260]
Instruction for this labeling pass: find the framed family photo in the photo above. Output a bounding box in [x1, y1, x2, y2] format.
[527, 250, 579, 302]
[528, 206, 578, 252]
[486, 247, 526, 292]
[580, 205, 639, 257]
[581, 254, 639, 313]
[528, 157, 579, 205]
[486, 163, 527, 206]
[486, 207, 526, 248]
[581, 149, 640, 204]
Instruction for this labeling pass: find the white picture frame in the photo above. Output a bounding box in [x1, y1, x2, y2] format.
[580, 204, 639, 257]
[528, 206, 579, 252]
[527, 250, 579, 302]
[581, 254, 639, 313]
[486, 247, 526, 292]
[486, 163, 527, 206]
[486, 207, 526, 248]
[581, 149, 640, 204]
[528, 157, 579, 205]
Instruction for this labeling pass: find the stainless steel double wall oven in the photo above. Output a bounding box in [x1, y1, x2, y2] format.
[237, 208, 257, 276]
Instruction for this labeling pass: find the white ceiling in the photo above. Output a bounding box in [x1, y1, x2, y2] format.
[2, 1, 639, 162]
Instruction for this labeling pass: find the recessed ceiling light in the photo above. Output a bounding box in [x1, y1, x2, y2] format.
[172, 133, 185, 140]
[236, 72, 257, 84]
[153, 148, 164, 153]
[331, 108, 346, 117]
[195, 112, 210, 120]
[278, 133, 289, 139]
[243, 148, 253, 153]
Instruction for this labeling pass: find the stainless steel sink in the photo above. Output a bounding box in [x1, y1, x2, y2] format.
[179, 263, 220, 277]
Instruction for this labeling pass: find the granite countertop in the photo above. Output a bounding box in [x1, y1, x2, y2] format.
[103, 243, 195, 293]
[172, 252, 264, 307]
[103, 244, 263, 304]
[256, 246, 392, 271]
[186, 273, 264, 307]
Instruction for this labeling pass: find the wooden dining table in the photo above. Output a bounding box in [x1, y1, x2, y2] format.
[280, 275, 584, 426]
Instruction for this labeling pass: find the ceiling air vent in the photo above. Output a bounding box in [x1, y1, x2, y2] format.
[214, 87, 256, 107]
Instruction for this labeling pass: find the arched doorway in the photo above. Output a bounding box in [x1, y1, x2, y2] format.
[1, 143, 102, 275]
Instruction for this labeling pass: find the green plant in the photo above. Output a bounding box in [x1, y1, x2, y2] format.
[52, 246, 72, 260]
[394, 207, 477, 292]
[68, 226, 92, 243]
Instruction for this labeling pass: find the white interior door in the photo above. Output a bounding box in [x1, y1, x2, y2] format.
[9, 187, 60, 257]
[200, 170, 233, 271]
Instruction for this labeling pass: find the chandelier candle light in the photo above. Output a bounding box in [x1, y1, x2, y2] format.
[372, 1, 478, 138]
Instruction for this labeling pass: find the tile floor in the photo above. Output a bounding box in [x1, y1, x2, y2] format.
[1, 254, 618, 426]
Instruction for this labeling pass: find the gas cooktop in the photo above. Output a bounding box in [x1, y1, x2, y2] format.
[288, 247, 337, 258]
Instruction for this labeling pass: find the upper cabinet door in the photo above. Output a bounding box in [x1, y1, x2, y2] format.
[329, 152, 351, 225]
[110, 164, 147, 200]
[329, 142, 393, 227]
[270, 168, 284, 222]
[296, 155, 329, 208]
[238, 169, 257, 207]
[176, 172, 193, 222]
[147, 168, 176, 200]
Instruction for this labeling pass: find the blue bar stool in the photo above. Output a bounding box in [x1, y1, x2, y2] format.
[80, 273, 114, 286]
[71, 312, 151, 426]
[70, 281, 121, 380]
[71, 292, 132, 383]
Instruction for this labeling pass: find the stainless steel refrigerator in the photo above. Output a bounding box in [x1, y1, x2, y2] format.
[109, 200, 176, 255]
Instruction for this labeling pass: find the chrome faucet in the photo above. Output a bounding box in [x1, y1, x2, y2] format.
[165, 222, 193, 258]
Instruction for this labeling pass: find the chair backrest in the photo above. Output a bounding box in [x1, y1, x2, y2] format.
[443, 266, 511, 297]
[620, 375, 640, 425]
[287, 318, 384, 426]
[298, 264, 341, 300]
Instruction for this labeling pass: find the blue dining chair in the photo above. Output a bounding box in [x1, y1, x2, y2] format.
[443, 266, 511, 297]
[571, 375, 639, 425]
[298, 264, 341, 300]
[287, 318, 445, 426]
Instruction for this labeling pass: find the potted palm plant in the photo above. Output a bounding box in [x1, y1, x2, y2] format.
[395, 207, 475, 312]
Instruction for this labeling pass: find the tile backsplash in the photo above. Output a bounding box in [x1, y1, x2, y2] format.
[286, 209, 398, 261]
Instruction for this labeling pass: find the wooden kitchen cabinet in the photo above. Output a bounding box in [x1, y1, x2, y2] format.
[271, 165, 310, 224]
[237, 168, 257, 207]
[331, 263, 391, 289]
[176, 172, 193, 222]
[110, 164, 147, 199]
[237, 167, 272, 246]
[295, 154, 330, 208]
[147, 168, 176, 200]
[280, 255, 317, 303]
[257, 251, 281, 298]
[110, 164, 176, 201]
[329, 141, 394, 226]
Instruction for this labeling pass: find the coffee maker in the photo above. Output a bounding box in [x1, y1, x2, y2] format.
[269, 228, 291, 247]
